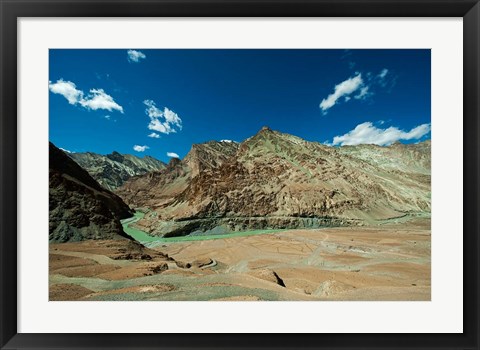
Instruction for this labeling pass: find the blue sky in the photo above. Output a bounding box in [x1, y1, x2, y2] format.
[49, 49, 431, 163]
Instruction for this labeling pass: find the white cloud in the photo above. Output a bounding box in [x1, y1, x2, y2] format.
[79, 89, 124, 113]
[49, 79, 84, 104]
[331, 122, 431, 146]
[354, 86, 370, 100]
[104, 115, 111, 120]
[49, 79, 124, 113]
[144, 100, 182, 135]
[319, 74, 364, 113]
[144, 99, 162, 118]
[133, 145, 149, 152]
[163, 107, 182, 127]
[127, 50, 146, 63]
[59, 147, 72, 153]
[148, 132, 160, 138]
[378, 68, 389, 79]
[148, 119, 176, 134]
[167, 152, 179, 158]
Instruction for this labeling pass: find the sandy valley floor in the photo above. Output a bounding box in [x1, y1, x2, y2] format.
[49, 218, 430, 301]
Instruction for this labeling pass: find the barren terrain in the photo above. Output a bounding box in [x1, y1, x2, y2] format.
[49, 217, 430, 301]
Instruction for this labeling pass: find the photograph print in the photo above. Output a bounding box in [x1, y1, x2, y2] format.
[49, 49, 431, 301]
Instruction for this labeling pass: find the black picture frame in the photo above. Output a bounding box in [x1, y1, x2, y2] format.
[1, 1, 478, 349]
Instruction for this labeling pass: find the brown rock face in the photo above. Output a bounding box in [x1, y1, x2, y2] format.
[116, 140, 239, 210]
[183, 140, 239, 177]
[49, 142, 134, 242]
[116, 128, 430, 237]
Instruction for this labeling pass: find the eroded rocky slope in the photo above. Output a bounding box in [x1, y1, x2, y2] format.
[116, 127, 430, 237]
[49, 142, 134, 242]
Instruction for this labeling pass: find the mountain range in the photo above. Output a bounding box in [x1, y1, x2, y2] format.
[68, 151, 166, 190]
[115, 127, 431, 238]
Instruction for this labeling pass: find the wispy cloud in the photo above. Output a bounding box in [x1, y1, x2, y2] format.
[127, 50, 146, 63]
[354, 86, 370, 100]
[376, 68, 397, 90]
[144, 100, 182, 135]
[329, 122, 431, 146]
[49, 79, 124, 113]
[167, 152, 179, 158]
[59, 147, 72, 153]
[341, 50, 356, 70]
[319, 74, 364, 113]
[378, 68, 389, 79]
[148, 132, 160, 138]
[319, 67, 398, 114]
[104, 115, 117, 122]
[133, 145, 149, 152]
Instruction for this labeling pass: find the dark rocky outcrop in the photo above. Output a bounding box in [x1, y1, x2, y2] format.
[49, 142, 134, 243]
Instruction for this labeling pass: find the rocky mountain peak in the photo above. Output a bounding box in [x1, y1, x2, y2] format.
[260, 125, 272, 132]
[183, 140, 239, 178]
[238, 127, 309, 161]
[107, 151, 125, 162]
[69, 151, 165, 190]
